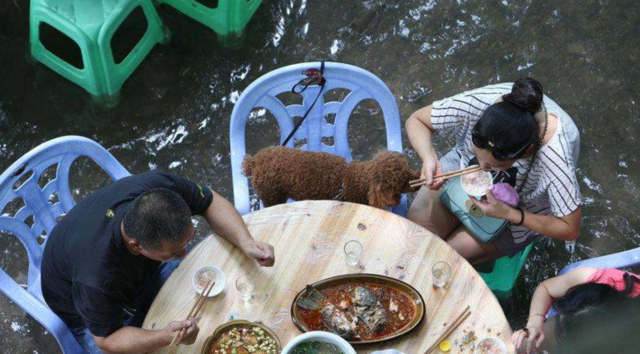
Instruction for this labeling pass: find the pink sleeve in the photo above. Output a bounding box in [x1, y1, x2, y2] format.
[587, 268, 640, 297]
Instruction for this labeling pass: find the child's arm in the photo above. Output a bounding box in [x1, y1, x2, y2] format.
[512, 267, 597, 353]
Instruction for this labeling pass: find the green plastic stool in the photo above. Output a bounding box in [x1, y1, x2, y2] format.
[158, 0, 263, 35]
[30, 0, 168, 96]
[480, 243, 534, 299]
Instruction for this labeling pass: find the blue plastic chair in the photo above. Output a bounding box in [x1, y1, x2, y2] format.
[229, 62, 405, 215]
[546, 246, 640, 318]
[0, 136, 130, 353]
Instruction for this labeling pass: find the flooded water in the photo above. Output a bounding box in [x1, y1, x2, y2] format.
[1, 0, 640, 352]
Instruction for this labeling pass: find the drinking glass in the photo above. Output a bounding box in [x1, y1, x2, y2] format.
[236, 275, 254, 302]
[432, 261, 451, 288]
[344, 240, 364, 267]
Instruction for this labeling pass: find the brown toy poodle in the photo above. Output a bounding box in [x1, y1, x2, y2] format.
[242, 146, 420, 208]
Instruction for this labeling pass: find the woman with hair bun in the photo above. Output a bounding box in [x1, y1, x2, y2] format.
[406, 78, 582, 264]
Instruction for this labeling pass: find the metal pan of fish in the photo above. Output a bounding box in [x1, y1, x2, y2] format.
[290, 273, 426, 344]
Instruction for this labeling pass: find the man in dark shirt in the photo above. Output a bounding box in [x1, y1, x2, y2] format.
[41, 171, 275, 354]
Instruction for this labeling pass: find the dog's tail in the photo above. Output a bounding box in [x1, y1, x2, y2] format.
[242, 154, 255, 177]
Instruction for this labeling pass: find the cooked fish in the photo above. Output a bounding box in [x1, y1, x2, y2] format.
[353, 286, 387, 333]
[297, 285, 357, 338]
[320, 304, 357, 338]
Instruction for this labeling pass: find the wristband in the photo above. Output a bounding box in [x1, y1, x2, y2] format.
[527, 313, 545, 320]
[512, 207, 525, 226]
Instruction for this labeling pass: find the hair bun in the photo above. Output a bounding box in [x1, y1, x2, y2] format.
[503, 77, 543, 114]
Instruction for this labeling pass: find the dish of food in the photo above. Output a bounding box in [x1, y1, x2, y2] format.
[474, 337, 507, 354]
[289, 341, 345, 354]
[461, 170, 492, 197]
[203, 321, 281, 354]
[291, 274, 425, 344]
[195, 268, 217, 291]
[192, 265, 226, 297]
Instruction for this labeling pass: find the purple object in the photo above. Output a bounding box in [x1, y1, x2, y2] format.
[492, 183, 519, 207]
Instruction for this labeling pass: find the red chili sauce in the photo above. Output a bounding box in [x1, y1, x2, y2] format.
[298, 283, 416, 341]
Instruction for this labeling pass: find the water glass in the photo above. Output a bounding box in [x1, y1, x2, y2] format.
[344, 240, 364, 267]
[236, 275, 254, 302]
[432, 261, 451, 288]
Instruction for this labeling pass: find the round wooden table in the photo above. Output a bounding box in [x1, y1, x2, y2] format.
[143, 201, 514, 354]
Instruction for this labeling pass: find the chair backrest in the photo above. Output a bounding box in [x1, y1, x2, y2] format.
[230, 62, 402, 214]
[558, 247, 640, 276]
[0, 136, 129, 299]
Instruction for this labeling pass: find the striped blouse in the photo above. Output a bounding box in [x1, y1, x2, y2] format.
[431, 83, 582, 243]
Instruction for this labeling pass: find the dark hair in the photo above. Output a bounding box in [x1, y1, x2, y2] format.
[122, 188, 192, 250]
[554, 272, 640, 343]
[472, 77, 544, 160]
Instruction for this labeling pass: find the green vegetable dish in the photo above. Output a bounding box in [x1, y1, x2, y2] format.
[290, 341, 345, 354]
[211, 326, 278, 354]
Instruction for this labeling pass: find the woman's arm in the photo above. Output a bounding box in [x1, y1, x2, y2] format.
[506, 206, 582, 241]
[472, 191, 582, 241]
[405, 105, 445, 190]
[512, 267, 597, 353]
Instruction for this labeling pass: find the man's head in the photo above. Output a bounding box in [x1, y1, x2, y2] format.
[122, 188, 194, 261]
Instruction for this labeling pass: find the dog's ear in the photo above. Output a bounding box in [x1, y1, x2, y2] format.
[367, 152, 410, 207]
[241, 154, 255, 177]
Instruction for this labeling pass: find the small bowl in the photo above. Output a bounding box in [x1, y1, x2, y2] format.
[474, 337, 507, 354]
[192, 265, 226, 297]
[461, 170, 493, 200]
[281, 331, 356, 354]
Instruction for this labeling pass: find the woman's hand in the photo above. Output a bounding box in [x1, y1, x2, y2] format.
[512, 317, 545, 353]
[241, 240, 275, 267]
[470, 190, 519, 220]
[421, 157, 445, 190]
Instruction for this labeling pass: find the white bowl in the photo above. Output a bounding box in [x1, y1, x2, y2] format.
[281, 331, 356, 354]
[461, 170, 493, 200]
[192, 265, 226, 297]
[474, 337, 507, 354]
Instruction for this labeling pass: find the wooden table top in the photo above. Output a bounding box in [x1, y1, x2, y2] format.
[143, 201, 514, 354]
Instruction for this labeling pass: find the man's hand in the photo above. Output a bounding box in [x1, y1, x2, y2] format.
[164, 319, 200, 346]
[470, 190, 518, 220]
[242, 241, 275, 267]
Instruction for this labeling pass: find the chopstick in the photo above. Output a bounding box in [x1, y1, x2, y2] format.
[409, 166, 482, 188]
[170, 279, 216, 347]
[424, 305, 472, 354]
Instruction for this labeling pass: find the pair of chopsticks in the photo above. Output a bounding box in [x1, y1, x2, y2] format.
[424, 305, 472, 354]
[409, 166, 482, 188]
[170, 279, 216, 347]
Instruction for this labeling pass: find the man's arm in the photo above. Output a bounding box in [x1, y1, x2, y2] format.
[94, 320, 198, 354]
[203, 189, 275, 266]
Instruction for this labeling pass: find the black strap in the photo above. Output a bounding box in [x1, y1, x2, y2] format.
[512, 206, 525, 226]
[281, 61, 326, 147]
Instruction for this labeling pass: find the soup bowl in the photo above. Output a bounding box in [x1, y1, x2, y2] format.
[281, 332, 356, 354]
[460, 170, 493, 200]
